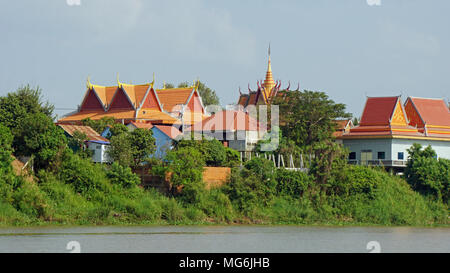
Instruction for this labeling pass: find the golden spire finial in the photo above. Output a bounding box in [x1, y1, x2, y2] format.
[87, 75, 92, 89]
[163, 81, 166, 89]
[194, 78, 200, 90]
[117, 73, 122, 88]
[151, 73, 155, 89]
[263, 43, 275, 103]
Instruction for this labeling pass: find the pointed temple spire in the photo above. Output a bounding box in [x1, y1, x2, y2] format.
[262, 43, 275, 103]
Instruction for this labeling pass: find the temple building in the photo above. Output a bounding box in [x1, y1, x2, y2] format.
[58, 76, 207, 127]
[237, 46, 299, 107]
[339, 96, 450, 172]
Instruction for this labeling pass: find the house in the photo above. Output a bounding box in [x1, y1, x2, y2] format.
[333, 119, 354, 144]
[57, 124, 111, 163]
[57, 77, 208, 127]
[127, 121, 182, 158]
[339, 96, 450, 172]
[185, 110, 267, 152]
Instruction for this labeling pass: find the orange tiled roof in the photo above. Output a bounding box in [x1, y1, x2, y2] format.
[128, 121, 154, 130]
[155, 87, 194, 112]
[92, 85, 117, 108]
[187, 110, 266, 132]
[57, 124, 109, 142]
[136, 108, 179, 124]
[58, 111, 101, 122]
[407, 97, 450, 127]
[333, 119, 352, 138]
[405, 97, 450, 138]
[120, 83, 151, 108]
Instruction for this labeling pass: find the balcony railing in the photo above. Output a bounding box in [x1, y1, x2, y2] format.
[348, 160, 407, 167]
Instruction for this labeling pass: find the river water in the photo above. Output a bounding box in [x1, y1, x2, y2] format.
[0, 226, 448, 253]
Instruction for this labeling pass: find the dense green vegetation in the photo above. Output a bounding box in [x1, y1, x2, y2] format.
[0, 86, 448, 227]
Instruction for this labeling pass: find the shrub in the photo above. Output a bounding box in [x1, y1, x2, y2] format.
[224, 158, 277, 214]
[106, 162, 141, 188]
[58, 152, 111, 195]
[165, 146, 205, 202]
[275, 168, 313, 198]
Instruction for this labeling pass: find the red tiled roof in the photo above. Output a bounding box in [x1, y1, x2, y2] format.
[154, 125, 182, 140]
[407, 97, 450, 127]
[342, 96, 423, 139]
[359, 97, 399, 126]
[57, 124, 109, 142]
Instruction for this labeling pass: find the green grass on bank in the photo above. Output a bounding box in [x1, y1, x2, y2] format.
[0, 163, 448, 228]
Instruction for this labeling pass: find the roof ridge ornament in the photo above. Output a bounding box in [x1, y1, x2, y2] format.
[151, 73, 155, 89]
[117, 73, 122, 88]
[86, 75, 93, 89]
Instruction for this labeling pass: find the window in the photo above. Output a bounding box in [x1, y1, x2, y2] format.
[377, 152, 385, 160]
[398, 152, 404, 160]
[349, 152, 356, 160]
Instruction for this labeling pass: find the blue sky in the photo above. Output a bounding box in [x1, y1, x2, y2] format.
[1, 0, 449, 119]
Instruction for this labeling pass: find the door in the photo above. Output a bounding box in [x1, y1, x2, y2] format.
[361, 150, 373, 165]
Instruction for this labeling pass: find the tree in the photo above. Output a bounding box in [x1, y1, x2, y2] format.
[107, 128, 156, 168]
[404, 144, 449, 204]
[0, 85, 54, 130]
[175, 138, 239, 167]
[13, 113, 67, 171]
[128, 128, 156, 168]
[164, 147, 205, 201]
[107, 133, 133, 167]
[274, 90, 351, 148]
[178, 81, 220, 106]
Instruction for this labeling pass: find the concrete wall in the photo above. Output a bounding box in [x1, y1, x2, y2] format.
[343, 138, 393, 161]
[343, 137, 450, 161]
[392, 138, 450, 160]
[87, 142, 110, 163]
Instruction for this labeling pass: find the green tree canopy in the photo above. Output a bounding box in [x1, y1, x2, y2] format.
[404, 144, 449, 204]
[107, 128, 156, 168]
[0, 85, 54, 130]
[273, 90, 351, 148]
[13, 112, 67, 171]
[175, 138, 239, 167]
